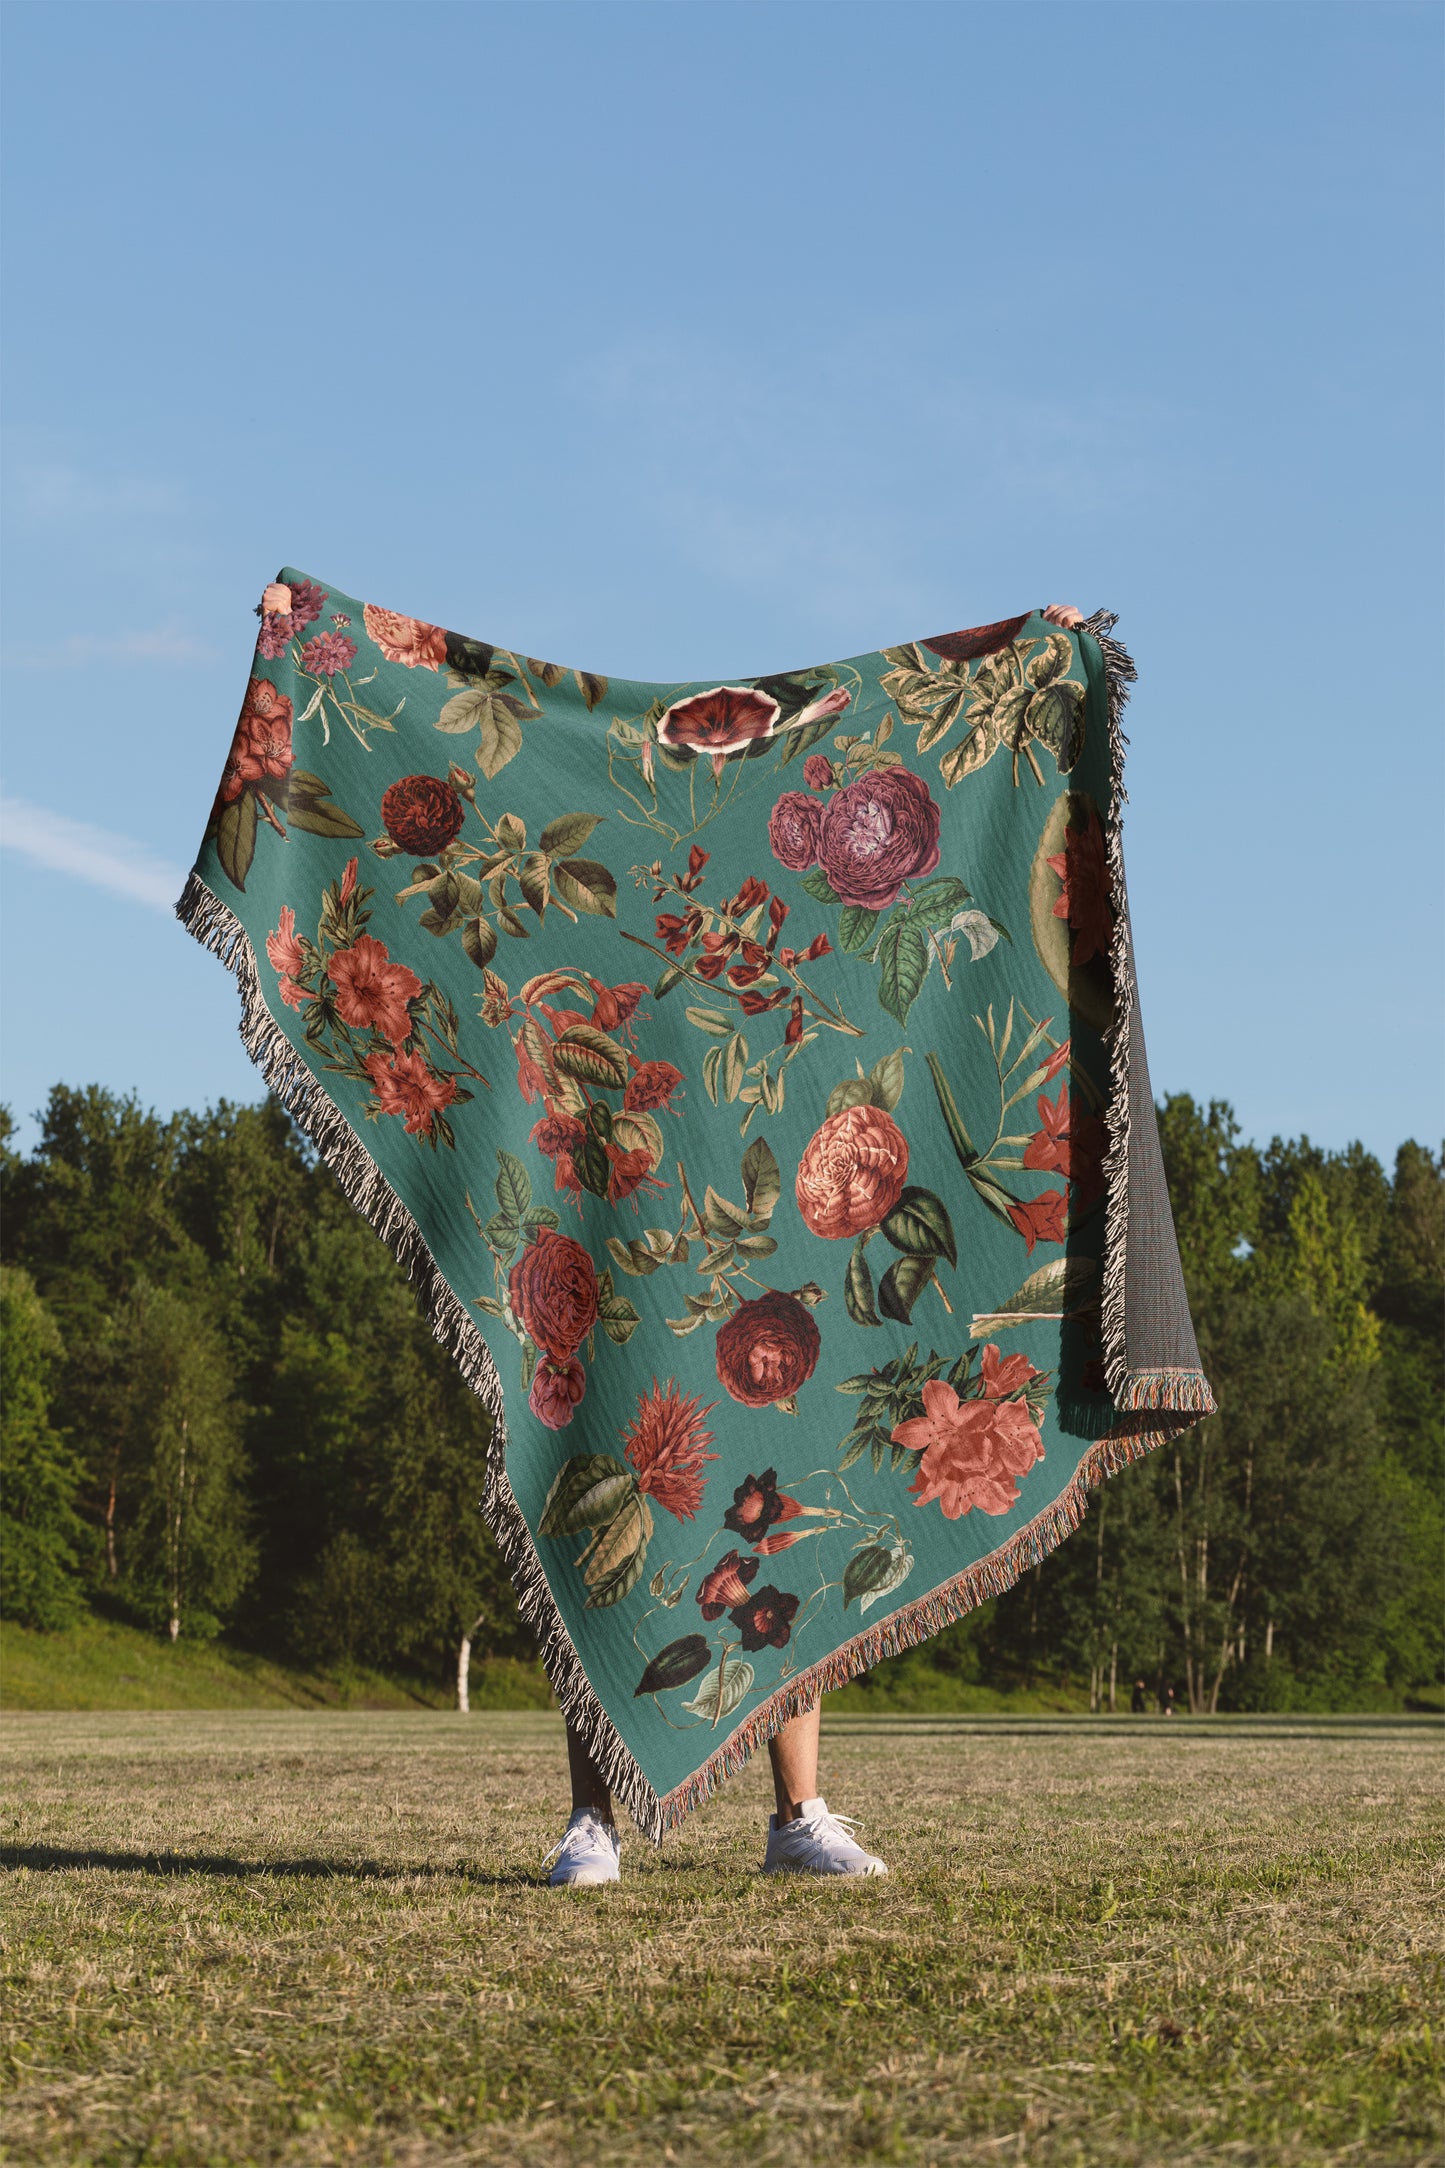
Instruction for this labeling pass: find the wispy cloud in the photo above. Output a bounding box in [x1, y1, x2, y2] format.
[0, 795, 184, 912]
[4, 623, 216, 670]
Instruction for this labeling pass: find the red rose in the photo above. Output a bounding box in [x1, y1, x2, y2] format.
[529, 1355, 586, 1430]
[218, 676, 293, 805]
[816, 767, 941, 909]
[508, 1229, 599, 1360]
[362, 602, 448, 671]
[714, 1290, 821, 1410]
[767, 790, 822, 872]
[380, 774, 465, 856]
[1007, 1190, 1068, 1252]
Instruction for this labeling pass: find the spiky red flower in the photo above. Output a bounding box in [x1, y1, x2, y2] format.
[623, 1379, 718, 1521]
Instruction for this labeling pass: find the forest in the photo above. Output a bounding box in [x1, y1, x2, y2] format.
[2, 1084, 1440, 1712]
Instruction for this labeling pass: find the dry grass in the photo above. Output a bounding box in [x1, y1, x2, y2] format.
[1, 1711, 1440, 2166]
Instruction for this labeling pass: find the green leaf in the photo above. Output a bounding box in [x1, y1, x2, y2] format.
[739, 1136, 781, 1222]
[800, 866, 840, 904]
[576, 1131, 612, 1198]
[684, 1006, 733, 1036]
[495, 1150, 532, 1223]
[435, 688, 490, 735]
[654, 962, 685, 999]
[482, 1212, 519, 1256]
[702, 1045, 722, 1104]
[732, 1234, 778, 1259]
[878, 1253, 936, 1323]
[214, 790, 258, 891]
[722, 1032, 748, 1102]
[859, 1545, 915, 1615]
[286, 771, 366, 840]
[461, 916, 498, 969]
[552, 1024, 629, 1089]
[837, 904, 883, 954]
[538, 1455, 634, 1538]
[681, 1652, 756, 1723]
[843, 1546, 897, 1609]
[635, 1636, 712, 1697]
[826, 1077, 877, 1117]
[497, 904, 530, 939]
[879, 1185, 957, 1267]
[905, 875, 970, 926]
[538, 811, 603, 855]
[867, 1047, 906, 1111]
[926, 1052, 978, 1168]
[970, 1255, 1097, 1330]
[552, 857, 617, 916]
[597, 1287, 642, 1345]
[837, 1431, 872, 1471]
[516, 854, 550, 918]
[875, 916, 930, 1025]
[605, 1236, 659, 1277]
[703, 1186, 747, 1238]
[526, 658, 566, 690]
[476, 700, 525, 778]
[845, 1233, 880, 1327]
[583, 1493, 653, 1607]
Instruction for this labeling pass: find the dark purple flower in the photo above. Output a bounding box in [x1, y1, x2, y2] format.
[816, 767, 941, 909]
[802, 754, 834, 791]
[300, 631, 358, 679]
[729, 1584, 799, 1652]
[286, 579, 328, 632]
[767, 791, 822, 873]
[256, 613, 293, 660]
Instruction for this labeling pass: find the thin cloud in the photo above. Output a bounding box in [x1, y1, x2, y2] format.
[5, 624, 215, 669]
[0, 794, 185, 912]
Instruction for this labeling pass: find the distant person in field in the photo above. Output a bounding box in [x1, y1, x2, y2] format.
[1160, 1684, 1177, 1718]
[1131, 1679, 1148, 1714]
[544, 601, 1090, 1889]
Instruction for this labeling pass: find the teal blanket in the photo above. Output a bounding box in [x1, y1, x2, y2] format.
[179, 571, 1211, 1835]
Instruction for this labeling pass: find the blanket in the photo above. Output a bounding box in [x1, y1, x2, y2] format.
[178, 569, 1213, 1837]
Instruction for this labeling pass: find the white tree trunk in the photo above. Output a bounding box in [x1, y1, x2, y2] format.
[456, 1612, 489, 1712]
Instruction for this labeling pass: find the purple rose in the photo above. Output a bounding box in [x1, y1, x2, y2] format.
[768, 791, 822, 872]
[816, 767, 942, 909]
[802, 754, 834, 791]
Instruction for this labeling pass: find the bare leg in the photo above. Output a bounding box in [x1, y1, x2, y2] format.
[768, 1701, 820, 1822]
[566, 1719, 614, 1823]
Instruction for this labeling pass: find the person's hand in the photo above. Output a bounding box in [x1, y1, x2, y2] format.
[1041, 603, 1084, 628]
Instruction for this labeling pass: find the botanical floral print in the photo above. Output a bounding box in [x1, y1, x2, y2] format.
[209, 673, 365, 891]
[190, 574, 1211, 1826]
[879, 630, 1088, 789]
[768, 753, 1009, 1026]
[926, 1002, 1104, 1251]
[622, 849, 859, 1127]
[472, 1149, 641, 1427]
[262, 859, 481, 1147]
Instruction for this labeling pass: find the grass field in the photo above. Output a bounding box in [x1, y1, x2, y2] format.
[2, 1712, 1440, 2166]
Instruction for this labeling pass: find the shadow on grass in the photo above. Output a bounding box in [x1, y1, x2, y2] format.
[0, 1844, 545, 1887]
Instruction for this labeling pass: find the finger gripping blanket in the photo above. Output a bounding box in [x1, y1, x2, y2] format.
[178, 571, 1212, 1837]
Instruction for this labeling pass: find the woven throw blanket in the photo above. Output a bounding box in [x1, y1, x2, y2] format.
[178, 568, 1213, 1837]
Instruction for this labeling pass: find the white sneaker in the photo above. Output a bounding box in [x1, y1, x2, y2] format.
[762, 1797, 889, 1877]
[543, 1809, 621, 1888]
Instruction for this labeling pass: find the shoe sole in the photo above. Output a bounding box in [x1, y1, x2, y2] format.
[548, 1869, 620, 1888]
[761, 1860, 889, 1877]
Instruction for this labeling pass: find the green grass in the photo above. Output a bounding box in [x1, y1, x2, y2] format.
[0, 1616, 554, 1714]
[2, 1712, 1439, 2165]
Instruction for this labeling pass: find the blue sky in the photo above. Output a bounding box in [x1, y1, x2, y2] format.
[2, 0, 1440, 1165]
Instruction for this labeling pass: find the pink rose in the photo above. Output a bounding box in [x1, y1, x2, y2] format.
[816, 767, 941, 909]
[362, 602, 448, 672]
[767, 790, 822, 872]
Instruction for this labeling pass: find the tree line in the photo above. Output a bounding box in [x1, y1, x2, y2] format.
[2, 1086, 1440, 1711]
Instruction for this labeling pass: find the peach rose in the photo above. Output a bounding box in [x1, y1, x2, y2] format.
[795, 1103, 909, 1241]
[362, 602, 448, 672]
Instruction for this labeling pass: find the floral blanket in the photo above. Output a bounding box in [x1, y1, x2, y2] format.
[178, 569, 1212, 1836]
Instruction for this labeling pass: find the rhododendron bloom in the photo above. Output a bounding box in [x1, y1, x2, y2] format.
[894, 1380, 1045, 1519]
[977, 1343, 1043, 1401]
[327, 935, 422, 1044]
[265, 905, 304, 979]
[624, 1379, 718, 1521]
[218, 678, 293, 804]
[363, 1048, 458, 1137]
[1007, 1190, 1068, 1252]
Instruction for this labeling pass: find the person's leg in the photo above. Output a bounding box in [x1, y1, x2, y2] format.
[768, 1701, 820, 1822]
[566, 1718, 614, 1823]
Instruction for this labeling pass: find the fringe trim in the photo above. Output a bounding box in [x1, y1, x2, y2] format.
[1079, 608, 1137, 1408]
[175, 868, 671, 1843]
[177, 603, 1205, 1841]
[653, 1406, 1195, 1831]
